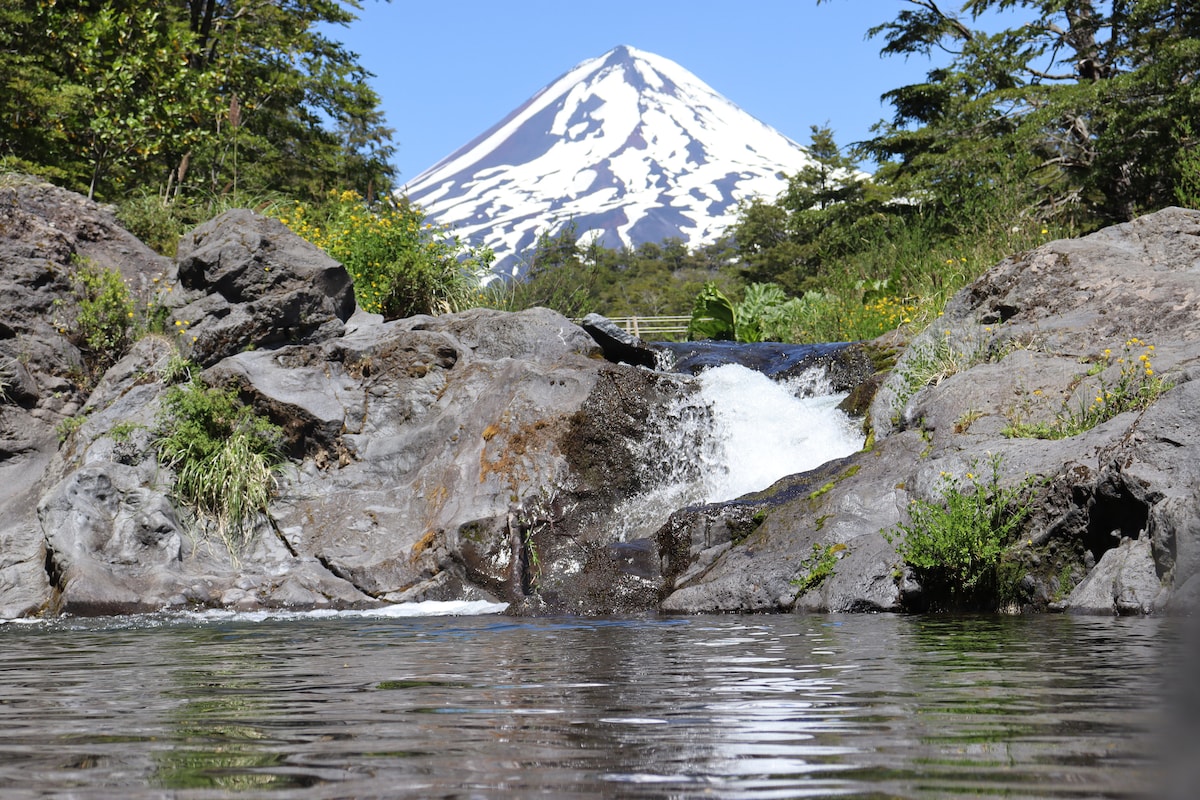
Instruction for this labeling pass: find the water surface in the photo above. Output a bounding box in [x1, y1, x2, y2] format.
[0, 611, 1180, 799]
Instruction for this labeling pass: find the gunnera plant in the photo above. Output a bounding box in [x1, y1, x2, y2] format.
[155, 378, 286, 556]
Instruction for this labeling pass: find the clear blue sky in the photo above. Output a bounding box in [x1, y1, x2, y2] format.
[334, 1, 955, 184]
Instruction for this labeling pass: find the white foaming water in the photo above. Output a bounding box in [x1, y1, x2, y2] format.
[697, 364, 864, 502]
[179, 600, 511, 623]
[608, 363, 863, 541]
[1, 600, 510, 628]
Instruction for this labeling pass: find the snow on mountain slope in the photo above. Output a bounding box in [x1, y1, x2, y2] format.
[401, 45, 815, 275]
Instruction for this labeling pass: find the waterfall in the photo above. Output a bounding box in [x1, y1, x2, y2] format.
[696, 364, 864, 501]
[607, 362, 865, 541]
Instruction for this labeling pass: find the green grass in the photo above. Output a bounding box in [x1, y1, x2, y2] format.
[155, 378, 286, 557]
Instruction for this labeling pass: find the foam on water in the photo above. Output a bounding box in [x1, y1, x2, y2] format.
[179, 599, 511, 623]
[2, 600, 510, 628]
[607, 363, 864, 540]
[698, 363, 864, 502]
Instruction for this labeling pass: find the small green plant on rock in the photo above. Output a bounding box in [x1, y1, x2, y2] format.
[158, 351, 197, 385]
[1005, 339, 1170, 439]
[0, 360, 12, 402]
[55, 414, 87, 442]
[792, 542, 846, 595]
[56, 259, 136, 377]
[155, 379, 286, 557]
[888, 454, 1038, 610]
[108, 421, 144, 443]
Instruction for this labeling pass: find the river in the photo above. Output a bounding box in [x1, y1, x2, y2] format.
[0, 608, 1187, 799]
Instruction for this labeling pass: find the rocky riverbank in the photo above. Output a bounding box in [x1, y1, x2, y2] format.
[3, 176, 1198, 618]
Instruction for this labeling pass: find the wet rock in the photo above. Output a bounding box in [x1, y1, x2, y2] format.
[580, 313, 659, 368]
[655, 340, 875, 391]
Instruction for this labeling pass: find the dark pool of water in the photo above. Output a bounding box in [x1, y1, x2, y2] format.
[0, 611, 1190, 799]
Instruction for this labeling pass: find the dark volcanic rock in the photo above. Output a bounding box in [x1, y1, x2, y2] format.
[1, 177, 171, 617]
[170, 209, 356, 366]
[579, 313, 660, 368]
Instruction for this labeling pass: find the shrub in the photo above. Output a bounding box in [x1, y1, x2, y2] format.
[60, 260, 136, 373]
[686, 281, 737, 340]
[118, 191, 289, 257]
[276, 190, 492, 320]
[116, 193, 190, 257]
[155, 379, 286, 556]
[889, 454, 1038, 609]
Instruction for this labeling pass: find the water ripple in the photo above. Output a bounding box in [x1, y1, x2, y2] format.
[0, 613, 1182, 798]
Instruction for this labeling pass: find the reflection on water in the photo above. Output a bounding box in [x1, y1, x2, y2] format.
[0, 612, 1180, 799]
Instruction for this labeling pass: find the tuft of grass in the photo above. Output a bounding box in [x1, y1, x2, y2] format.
[0, 359, 12, 402]
[155, 379, 286, 556]
[158, 352, 197, 385]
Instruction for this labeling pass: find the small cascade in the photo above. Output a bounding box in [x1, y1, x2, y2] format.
[696, 364, 864, 502]
[606, 361, 865, 541]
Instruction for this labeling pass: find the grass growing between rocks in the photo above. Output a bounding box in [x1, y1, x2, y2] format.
[155, 378, 286, 557]
[888, 454, 1039, 610]
[1004, 339, 1171, 439]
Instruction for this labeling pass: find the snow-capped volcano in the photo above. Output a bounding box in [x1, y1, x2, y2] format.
[402, 45, 815, 274]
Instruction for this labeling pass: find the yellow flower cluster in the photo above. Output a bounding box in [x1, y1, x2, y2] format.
[855, 295, 919, 335]
[273, 189, 483, 319]
[1084, 338, 1168, 420]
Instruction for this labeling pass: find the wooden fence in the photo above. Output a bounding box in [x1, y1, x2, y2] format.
[601, 315, 691, 341]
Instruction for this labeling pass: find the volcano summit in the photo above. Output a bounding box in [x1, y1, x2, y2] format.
[402, 45, 816, 274]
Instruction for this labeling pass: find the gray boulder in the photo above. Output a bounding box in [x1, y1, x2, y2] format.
[1, 177, 171, 618]
[170, 209, 356, 367]
[207, 306, 696, 614]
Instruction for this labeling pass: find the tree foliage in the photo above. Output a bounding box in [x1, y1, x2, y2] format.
[844, 0, 1200, 224]
[735, 125, 901, 294]
[493, 224, 739, 320]
[0, 0, 394, 203]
